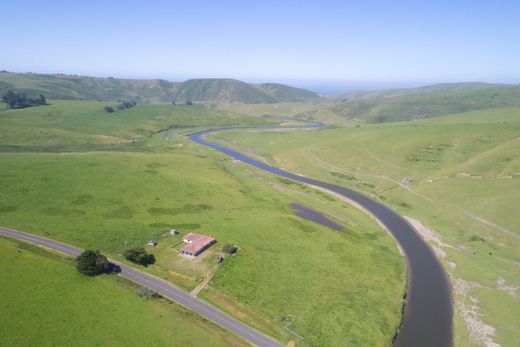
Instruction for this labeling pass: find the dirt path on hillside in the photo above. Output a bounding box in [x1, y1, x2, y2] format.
[191, 273, 211, 297]
[306, 149, 434, 202]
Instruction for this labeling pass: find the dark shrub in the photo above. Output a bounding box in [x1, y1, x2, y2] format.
[222, 243, 238, 254]
[116, 101, 136, 110]
[104, 106, 115, 113]
[76, 249, 109, 276]
[123, 247, 156, 266]
[139, 287, 160, 299]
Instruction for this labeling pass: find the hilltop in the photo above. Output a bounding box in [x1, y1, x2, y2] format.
[0, 71, 320, 104]
[171, 79, 320, 103]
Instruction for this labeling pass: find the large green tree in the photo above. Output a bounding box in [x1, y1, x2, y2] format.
[76, 250, 109, 276]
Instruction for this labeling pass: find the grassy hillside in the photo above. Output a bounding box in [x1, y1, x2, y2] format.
[329, 82, 509, 101]
[0, 72, 320, 104]
[212, 107, 520, 347]
[329, 85, 520, 123]
[0, 237, 244, 347]
[0, 100, 269, 151]
[0, 71, 177, 103]
[209, 83, 520, 126]
[0, 100, 405, 346]
[171, 79, 275, 103]
[253, 83, 320, 102]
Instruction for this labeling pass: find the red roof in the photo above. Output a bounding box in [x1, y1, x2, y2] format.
[181, 233, 216, 255]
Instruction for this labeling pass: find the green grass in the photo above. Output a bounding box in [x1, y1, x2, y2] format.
[214, 106, 520, 346]
[329, 85, 520, 123]
[0, 237, 244, 347]
[210, 101, 353, 126]
[0, 99, 270, 150]
[0, 100, 406, 346]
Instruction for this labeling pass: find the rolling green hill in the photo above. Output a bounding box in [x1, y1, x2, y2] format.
[171, 78, 274, 103]
[0, 71, 320, 104]
[253, 83, 320, 102]
[0, 71, 177, 103]
[171, 79, 320, 103]
[329, 84, 520, 123]
[328, 82, 510, 102]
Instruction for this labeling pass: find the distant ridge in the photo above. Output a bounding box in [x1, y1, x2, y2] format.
[0, 71, 320, 104]
[170, 79, 320, 103]
[329, 83, 520, 123]
[327, 82, 511, 101]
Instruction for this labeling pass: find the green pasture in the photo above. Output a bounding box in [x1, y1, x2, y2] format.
[0, 237, 244, 347]
[0, 100, 406, 346]
[214, 107, 520, 346]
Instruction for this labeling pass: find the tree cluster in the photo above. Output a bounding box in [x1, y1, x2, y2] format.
[1, 91, 47, 109]
[123, 247, 156, 266]
[104, 100, 136, 113]
[117, 100, 136, 110]
[76, 250, 110, 276]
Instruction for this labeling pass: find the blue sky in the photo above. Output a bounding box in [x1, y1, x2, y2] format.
[1, 0, 519, 89]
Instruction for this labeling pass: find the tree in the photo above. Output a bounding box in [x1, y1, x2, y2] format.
[104, 106, 115, 113]
[185, 100, 193, 105]
[123, 247, 156, 266]
[76, 250, 109, 276]
[1, 90, 17, 108]
[38, 94, 47, 105]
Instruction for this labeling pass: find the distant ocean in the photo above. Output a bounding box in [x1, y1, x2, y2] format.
[286, 81, 427, 95]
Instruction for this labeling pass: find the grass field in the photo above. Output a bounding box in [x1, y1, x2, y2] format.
[210, 84, 520, 126]
[328, 86, 520, 123]
[0, 100, 406, 346]
[0, 100, 269, 150]
[0, 236, 244, 347]
[208, 101, 352, 126]
[213, 106, 520, 346]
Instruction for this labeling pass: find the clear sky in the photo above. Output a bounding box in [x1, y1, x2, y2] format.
[1, 0, 519, 89]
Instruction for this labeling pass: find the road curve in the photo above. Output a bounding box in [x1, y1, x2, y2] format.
[0, 227, 283, 347]
[189, 127, 453, 347]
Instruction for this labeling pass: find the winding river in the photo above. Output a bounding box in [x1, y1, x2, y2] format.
[189, 126, 452, 347]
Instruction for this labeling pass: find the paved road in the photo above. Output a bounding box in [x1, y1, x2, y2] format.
[189, 127, 453, 347]
[0, 227, 283, 347]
